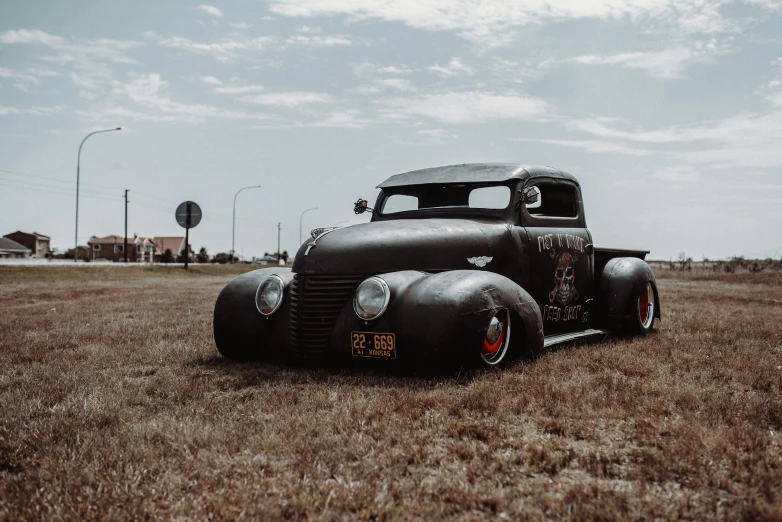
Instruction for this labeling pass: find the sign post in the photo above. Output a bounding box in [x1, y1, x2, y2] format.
[175, 201, 202, 269]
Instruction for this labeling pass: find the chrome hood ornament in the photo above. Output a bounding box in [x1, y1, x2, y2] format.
[467, 256, 493, 268]
[305, 226, 344, 256]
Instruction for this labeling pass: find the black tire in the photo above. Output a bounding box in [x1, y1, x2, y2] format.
[628, 281, 655, 335]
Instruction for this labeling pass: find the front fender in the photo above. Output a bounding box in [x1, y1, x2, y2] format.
[331, 270, 543, 366]
[213, 268, 293, 360]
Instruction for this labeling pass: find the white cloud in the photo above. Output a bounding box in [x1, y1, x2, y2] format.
[652, 166, 701, 182]
[111, 73, 270, 123]
[241, 91, 332, 107]
[198, 5, 224, 17]
[0, 67, 40, 84]
[251, 109, 371, 129]
[68, 72, 100, 90]
[569, 42, 729, 79]
[0, 29, 141, 66]
[377, 65, 412, 75]
[374, 78, 415, 91]
[353, 62, 416, 94]
[214, 84, 265, 94]
[378, 91, 550, 124]
[144, 31, 275, 62]
[514, 138, 653, 156]
[0, 29, 64, 46]
[0, 105, 66, 116]
[568, 89, 782, 167]
[428, 58, 473, 78]
[201, 75, 223, 85]
[417, 128, 458, 140]
[309, 109, 370, 128]
[355, 84, 381, 95]
[286, 34, 352, 46]
[25, 67, 60, 78]
[266, 0, 771, 46]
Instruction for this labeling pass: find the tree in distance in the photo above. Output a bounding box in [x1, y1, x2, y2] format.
[161, 249, 174, 264]
[211, 252, 237, 264]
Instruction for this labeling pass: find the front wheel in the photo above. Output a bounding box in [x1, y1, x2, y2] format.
[479, 310, 512, 367]
[628, 281, 655, 334]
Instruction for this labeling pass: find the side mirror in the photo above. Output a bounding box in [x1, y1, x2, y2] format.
[354, 198, 373, 215]
[522, 186, 539, 205]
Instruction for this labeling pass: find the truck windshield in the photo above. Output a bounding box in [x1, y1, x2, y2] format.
[380, 184, 511, 215]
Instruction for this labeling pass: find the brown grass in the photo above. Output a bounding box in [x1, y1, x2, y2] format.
[1, 266, 781, 521]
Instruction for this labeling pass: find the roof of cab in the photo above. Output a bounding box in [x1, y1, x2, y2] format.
[376, 163, 578, 189]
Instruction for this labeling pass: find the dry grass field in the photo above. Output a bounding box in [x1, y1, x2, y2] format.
[1, 265, 780, 521]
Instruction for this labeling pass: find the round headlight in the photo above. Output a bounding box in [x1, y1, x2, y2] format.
[255, 275, 284, 316]
[353, 276, 390, 321]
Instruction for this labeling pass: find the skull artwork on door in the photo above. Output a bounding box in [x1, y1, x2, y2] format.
[549, 250, 579, 305]
[524, 227, 592, 334]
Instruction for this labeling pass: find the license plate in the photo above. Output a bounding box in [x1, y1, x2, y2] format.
[351, 332, 396, 359]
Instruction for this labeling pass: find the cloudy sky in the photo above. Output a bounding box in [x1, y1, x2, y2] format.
[1, 0, 781, 260]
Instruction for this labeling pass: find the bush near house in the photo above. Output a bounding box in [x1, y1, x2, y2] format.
[211, 252, 238, 264]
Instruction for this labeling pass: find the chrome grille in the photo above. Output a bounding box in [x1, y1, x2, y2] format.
[290, 274, 364, 361]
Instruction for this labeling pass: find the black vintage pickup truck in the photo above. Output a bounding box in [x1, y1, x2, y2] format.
[214, 163, 660, 369]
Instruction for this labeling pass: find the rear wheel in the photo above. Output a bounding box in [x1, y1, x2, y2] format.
[629, 281, 655, 334]
[479, 310, 512, 367]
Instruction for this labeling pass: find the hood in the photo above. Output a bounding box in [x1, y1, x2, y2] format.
[293, 218, 514, 275]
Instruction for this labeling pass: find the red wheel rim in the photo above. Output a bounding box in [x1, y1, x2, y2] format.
[638, 282, 654, 329]
[481, 310, 511, 365]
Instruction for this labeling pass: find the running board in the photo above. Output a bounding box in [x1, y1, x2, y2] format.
[543, 328, 610, 349]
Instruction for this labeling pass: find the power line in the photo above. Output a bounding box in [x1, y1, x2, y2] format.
[0, 181, 121, 202]
[0, 167, 125, 194]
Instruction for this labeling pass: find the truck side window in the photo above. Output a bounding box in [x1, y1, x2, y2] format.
[383, 194, 418, 213]
[527, 184, 577, 218]
[468, 186, 511, 209]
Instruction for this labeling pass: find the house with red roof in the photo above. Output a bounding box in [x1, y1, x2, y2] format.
[3, 231, 50, 258]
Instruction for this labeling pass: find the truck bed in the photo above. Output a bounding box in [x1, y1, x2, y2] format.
[594, 247, 649, 280]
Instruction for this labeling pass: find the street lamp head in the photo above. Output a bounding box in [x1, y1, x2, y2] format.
[116, 127, 124, 131]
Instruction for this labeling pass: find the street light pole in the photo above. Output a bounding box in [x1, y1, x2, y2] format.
[75, 127, 123, 262]
[232, 185, 261, 264]
[299, 207, 318, 246]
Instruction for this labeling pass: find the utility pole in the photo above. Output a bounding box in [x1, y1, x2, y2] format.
[123, 189, 129, 263]
[277, 222, 281, 265]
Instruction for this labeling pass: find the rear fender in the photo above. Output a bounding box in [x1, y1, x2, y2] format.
[213, 268, 293, 360]
[597, 257, 661, 326]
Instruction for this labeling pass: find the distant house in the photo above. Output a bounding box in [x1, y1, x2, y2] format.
[88, 235, 157, 262]
[154, 236, 192, 262]
[0, 237, 32, 259]
[254, 254, 284, 265]
[65, 246, 90, 261]
[3, 231, 50, 258]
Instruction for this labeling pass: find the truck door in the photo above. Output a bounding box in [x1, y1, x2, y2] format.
[520, 180, 592, 335]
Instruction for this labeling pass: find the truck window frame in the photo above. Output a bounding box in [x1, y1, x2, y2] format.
[520, 179, 585, 229]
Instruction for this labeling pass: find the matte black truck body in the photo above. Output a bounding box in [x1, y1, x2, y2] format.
[214, 163, 660, 368]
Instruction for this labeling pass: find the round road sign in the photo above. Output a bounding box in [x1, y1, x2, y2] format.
[175, 201, 202, 229]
